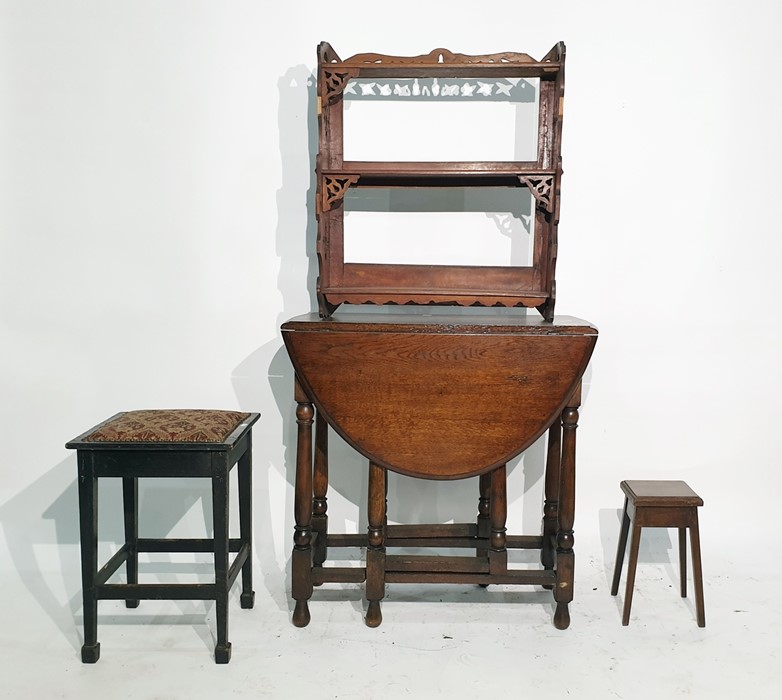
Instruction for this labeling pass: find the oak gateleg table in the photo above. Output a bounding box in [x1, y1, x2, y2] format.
[281, 311, 597, 629]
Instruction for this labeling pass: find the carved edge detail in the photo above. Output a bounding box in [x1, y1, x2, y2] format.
[318, 296, 548, 309]
[323, 175, 360, 211]
[518, 175, 555, 213]
[341, 48, 539, 65]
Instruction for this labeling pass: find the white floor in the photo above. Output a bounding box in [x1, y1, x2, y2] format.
[1, 531, 779, 700]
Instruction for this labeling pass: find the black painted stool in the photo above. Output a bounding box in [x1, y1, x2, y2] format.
[66, 409, 260, 663]
[610, 479, 705, 627]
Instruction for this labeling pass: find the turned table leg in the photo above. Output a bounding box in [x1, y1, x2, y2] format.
[365, 461, 386, 627]
[312, 413, 329, 569]
[554, 385, 580, 630]
[476, 471, 491, 560]
[292, 377, 314, 627]
[489, 465, 508, 575]
[541, 419, 562, 586]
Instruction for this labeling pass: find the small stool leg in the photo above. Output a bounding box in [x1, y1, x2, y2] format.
[689, 514, 706, 627]
[238, 441, 255, 609]
[621, 522, 643, 625]
[212, 456, 231, 664]
[78, 452, 100, 663]
[610, 498, 630, 596]
[122, 476, 139, 608]
[678, 527, 687, 598]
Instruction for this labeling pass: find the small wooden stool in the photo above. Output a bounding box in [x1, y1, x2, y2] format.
[610, 480, 705, 626]
[66, 409, 259, 663]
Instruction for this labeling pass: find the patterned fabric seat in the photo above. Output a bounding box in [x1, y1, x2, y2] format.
[84, 409, 251, 443]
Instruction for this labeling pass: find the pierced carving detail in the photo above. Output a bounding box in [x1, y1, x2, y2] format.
[321, 47, 558, 103]
[323, 69, 358, 102]
[519, 175, 555, 213]
[323, 175, 360, 210]
[343, 78, 527, 100]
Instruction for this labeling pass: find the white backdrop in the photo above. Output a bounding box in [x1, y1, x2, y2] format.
[2, 0, 781, 587]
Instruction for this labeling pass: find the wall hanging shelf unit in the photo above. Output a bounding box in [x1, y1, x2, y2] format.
[315, 41, 566, 319]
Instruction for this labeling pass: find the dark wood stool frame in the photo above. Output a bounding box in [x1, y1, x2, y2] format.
[67, 412, 260, 663]
[610, 479, 705, 627]
[291, 378, 583, 630]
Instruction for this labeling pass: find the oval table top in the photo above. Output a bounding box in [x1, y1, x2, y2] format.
[282, 311, 597, 479]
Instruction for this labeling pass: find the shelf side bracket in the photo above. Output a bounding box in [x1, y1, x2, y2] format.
[322, 68, 360, 103]
[323, 175, 360, 211]
[518, 175, 555, 213]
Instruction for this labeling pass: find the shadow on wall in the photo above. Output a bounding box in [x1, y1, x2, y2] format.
[231, 64, 322, 612]
[0, 458, 86, 653]
[598, 507, 681, 594]
[0, 456, 225, 656]
[227, 62, 563, 621]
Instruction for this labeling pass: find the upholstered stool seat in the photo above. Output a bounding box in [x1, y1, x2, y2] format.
[610, 479, 705, 627]
[67, 409, 260, 663]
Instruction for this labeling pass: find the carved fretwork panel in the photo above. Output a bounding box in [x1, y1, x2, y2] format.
[519, 175, 555, 214]
[322, 175, 360, 211]
[322, 69, 359, 103]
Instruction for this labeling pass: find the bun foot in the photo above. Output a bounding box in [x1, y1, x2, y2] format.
[365, 601, 382, 628]
[292, 600, 311, 627]
[553, 602, 570, 630]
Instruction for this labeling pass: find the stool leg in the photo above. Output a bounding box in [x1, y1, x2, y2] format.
[621, 521, 643, 625]
[238, 439, 255, 609]
[678, 527, 687, 598]
[212, 455, 231, 663]
[610, 498, 630, 596]
[689, 514, 706, 627]
[365, 461, 386, 628]
[122, 476, 139, 608]
[78, 452, 100, 663]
